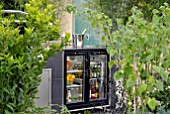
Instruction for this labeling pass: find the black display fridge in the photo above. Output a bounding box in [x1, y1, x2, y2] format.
[63, 48, 110, 111]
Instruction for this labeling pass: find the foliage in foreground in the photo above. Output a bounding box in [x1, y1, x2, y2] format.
[83, 2, 170, 114]
[83, 0, 170, 29]
[0, 0, 70, 113]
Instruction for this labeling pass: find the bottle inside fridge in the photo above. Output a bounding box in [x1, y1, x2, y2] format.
[90, 54, 107, 100]
[66, 55, 84, 103]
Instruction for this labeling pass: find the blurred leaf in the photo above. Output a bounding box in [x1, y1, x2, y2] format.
[126, 78, 136, 88]
[164, 16, 170, 25]
[114, 71, 123, 81]
[108, 60, 115, 69]
[147, 84, 154, 92]
[109, 50, 117, 56]
[66, 4, 77, 14]
[96, 13, 102, 20]
[155, 81, 164, 91]
[7, 104, 14, 112]
[149, 76, 155, 86]
[5, 110, 12, 114]
[153, 65, 168, 81]
[152, 15, 160, 23]
[138, 84, 147, 94]
[147, 97, 156, 110]
[4, 88, 10, 94]
[108, 19, 112, 27]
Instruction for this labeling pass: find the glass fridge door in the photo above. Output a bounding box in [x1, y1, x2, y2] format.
[89, 53, 108, 101]
[65, 55, 84, 104]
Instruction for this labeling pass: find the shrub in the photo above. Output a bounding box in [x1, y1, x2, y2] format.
[0, 0, 70, 113]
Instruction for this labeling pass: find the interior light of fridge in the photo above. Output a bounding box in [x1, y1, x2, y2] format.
[101, 62, 104, 86]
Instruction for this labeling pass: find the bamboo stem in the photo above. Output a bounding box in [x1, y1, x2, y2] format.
[133, 55, 137, 114]
[133, 86, 136, 114]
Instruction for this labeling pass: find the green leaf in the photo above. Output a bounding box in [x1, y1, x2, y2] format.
[96, 13, 103, 20]
[0, 56, 4, 60]
[126, 78, 136, 88]
[108, 19, 112, 27]
[160, 69, 168, 82]
[5, 110, 12, 114]
[145, 54, 154, 61]
[163, 2, 169, 7]
[147, 84, 154, 92]
[11, 84, 18, 92]
[9, 103, 15, 108]
[108, 60, 115, 69]
[114, 71, 123, 81]
[109, 50, 117, 56]
[4, 88, 10, 94]
[65, 32, 70, 40]
[7, 104, 14, 112]
[102, 36, 106, 41]
[162, 59, 170, 68]
[147, 97, 156, 110]
[152, 65, 160, 72]
[25, 27, 33, 35]
[152, 15, 160, 23]
[152, 65, 168, 81]
[116, 19, 124, 27]
[164, 16, 170, 25]
[148, 76, 155, 86]
[138, 84, 147, 94]
[155, 81, 164, 91]
[91, 22, 96, 28]
[66, 4, 77, 14]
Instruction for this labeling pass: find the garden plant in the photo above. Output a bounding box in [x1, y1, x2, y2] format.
[0, 0, 70, 113]
[83, 3, 170, 114]
[84, 0, 170, 29]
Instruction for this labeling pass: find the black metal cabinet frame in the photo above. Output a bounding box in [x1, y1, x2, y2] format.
[63, 48, 110, 110]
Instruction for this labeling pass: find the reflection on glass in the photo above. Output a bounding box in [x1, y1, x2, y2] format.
[66, 55, 84, 103]
[89, 54, 107, 100]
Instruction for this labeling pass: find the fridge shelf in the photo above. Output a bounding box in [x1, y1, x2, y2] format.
[67, 100, 83, 104]
[90, 62, 100, 65]
[67, 70, 82, 73]
[67, 84, 82, 88]
[90, 78, 98, 80]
